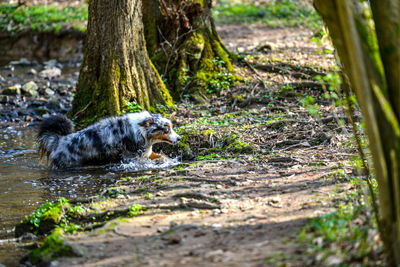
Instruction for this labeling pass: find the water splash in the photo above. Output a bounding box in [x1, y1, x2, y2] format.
[110, 156, 181, 172]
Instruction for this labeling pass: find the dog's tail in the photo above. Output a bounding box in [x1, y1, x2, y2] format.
[37, 115, 74, 165]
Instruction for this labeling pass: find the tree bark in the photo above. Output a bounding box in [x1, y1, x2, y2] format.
[313, 0, 400, 264]
[70, 0, 173, 123]
[142, 0, 236, 100]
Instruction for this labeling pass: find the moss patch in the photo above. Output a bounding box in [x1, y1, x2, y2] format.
[156, 127, 254, 161]
[15, 198, 87, 237]
[28, 228, 84, 265]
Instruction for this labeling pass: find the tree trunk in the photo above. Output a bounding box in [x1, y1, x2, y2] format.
[313, 0, 400, 264]
[142, 0, 236, 100]
[70, 0, 173, 124]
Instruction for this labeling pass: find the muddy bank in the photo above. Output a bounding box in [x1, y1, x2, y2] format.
[0, 29, 84, 65]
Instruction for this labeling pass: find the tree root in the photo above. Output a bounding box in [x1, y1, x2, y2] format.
[253, 62, 327, 79]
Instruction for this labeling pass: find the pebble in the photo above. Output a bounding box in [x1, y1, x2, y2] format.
[21, 81, 39, 97]
[47, 99, 64, 111]
[27, 68, 37, 75]
[39, 67, 62, 79]
[270, 196, 281, 203]
[44, 88, 56, 96]
[3, 85, 21, 96]
[9, 58, 38, 67]
[0, 58, 79, 123]
[0, 95, 9, 103]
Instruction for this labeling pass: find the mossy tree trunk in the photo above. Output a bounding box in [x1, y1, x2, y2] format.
[70, 0, 173, 123]
[142, 0, 236, 100]
[314, 0, 400, 264]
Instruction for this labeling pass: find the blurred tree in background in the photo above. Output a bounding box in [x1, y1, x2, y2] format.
[314, 0, 400, 264]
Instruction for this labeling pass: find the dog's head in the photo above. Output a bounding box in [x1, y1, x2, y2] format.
[138, 112, 181, 145]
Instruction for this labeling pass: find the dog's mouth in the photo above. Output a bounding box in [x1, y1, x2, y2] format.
[151, 132, 181, 145]
[161, 138, 179, 145]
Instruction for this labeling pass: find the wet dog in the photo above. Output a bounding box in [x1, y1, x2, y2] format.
[37, 111, 181, 169]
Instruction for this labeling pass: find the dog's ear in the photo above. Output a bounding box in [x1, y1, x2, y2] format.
[139, 117, 153, 128]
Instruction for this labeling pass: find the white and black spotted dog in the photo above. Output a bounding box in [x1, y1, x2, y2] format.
[37, 111, 181, 169]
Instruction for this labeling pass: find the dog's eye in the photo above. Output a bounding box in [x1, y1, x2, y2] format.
[164, 127, 170, 133]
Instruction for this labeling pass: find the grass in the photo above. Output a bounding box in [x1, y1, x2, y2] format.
[0, 1, 320, 36]
[299, 173, 385, 266]
[0, 3, 88, 34]
[213, 0, 322, 28]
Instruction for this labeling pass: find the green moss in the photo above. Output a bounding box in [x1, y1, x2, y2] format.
[29, 228, 82, 264]
[211, 39, 235, 72]
[189, 0, 204, 8]
[15, 198, 87, 237]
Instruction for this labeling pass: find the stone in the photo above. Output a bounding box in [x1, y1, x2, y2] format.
[47, 99, 64, 111]
[44, 88, 55, 96]
[9, 58, 31, 66]
[25, 115, 34, 122]
[325, 255, 343, 266]
[3, 85, 21, 96]
[43, 59, 58, 68]
[27, 68, 37, 75]
[256, 42, 276, 52]
[0, 95, 9, 103]
[28, 99, 48, 109]
[35, 107, 50, 115]
[22, 81, 39, 97]
[39, 67, 61, 79]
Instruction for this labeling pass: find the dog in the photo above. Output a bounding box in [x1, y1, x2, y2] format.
[37, 111, 181, 169]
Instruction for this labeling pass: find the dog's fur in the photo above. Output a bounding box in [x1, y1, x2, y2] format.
[37, 111, 180, 169]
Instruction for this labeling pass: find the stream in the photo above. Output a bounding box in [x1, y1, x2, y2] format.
[0, 126, 122, 266]
[0, 58, 180, 266]
[0, 125, 179, 266]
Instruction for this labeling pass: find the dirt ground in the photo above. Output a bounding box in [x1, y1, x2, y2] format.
[39, 24, 356, 267]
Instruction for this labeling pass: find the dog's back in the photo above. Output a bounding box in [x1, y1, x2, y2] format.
[37, 115, 75, 165]
[37, 111, 180, 169]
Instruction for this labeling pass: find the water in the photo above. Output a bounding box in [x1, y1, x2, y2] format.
[0, 126, 179, 266]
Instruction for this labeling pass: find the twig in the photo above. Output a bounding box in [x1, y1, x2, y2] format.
[243, 60, 267, 89]
[72, 101, 92, 119]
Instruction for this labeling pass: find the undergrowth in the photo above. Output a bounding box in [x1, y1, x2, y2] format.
[299, 173, 385, 266]
[213, 0, 321, 28]
[0, 3, 88, 34]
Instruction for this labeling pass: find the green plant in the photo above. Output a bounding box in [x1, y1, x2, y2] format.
[144, 192, 154, 200]
[106, 188, 126, 198]
[26, 198, 69, 229]
[125, 101, 143, 113]
[299, 174, 384, 265]
[196, 153, 220, 161]
[206, 57, 236, 94]
[127, 204, 143, 217]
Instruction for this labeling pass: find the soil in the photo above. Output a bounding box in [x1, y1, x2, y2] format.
[17, 24, 357, 267]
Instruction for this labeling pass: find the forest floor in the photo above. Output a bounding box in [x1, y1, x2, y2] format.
[29, 24, 369, 267]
